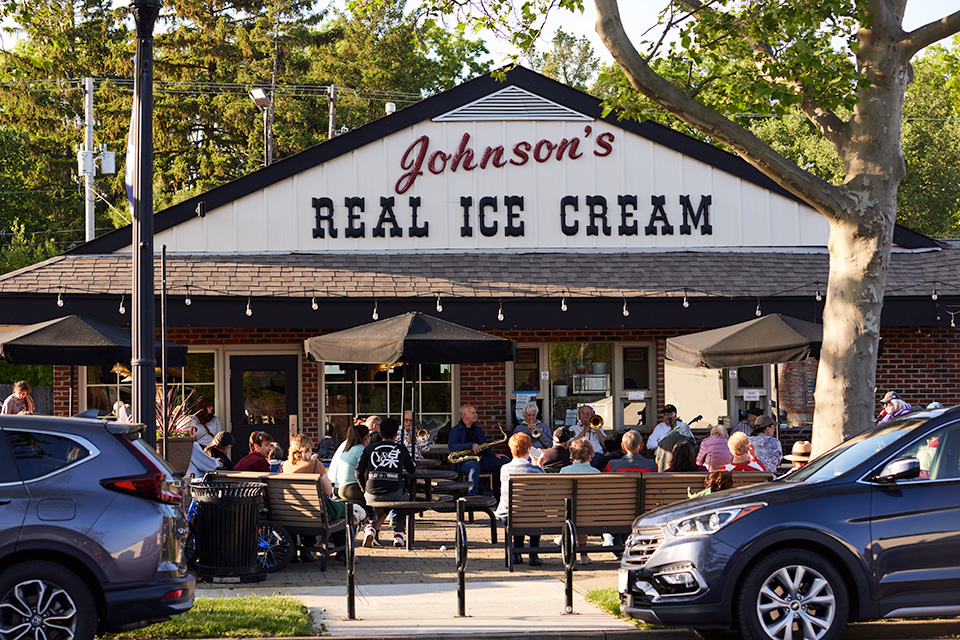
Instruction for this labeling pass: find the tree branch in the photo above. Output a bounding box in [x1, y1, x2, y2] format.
[901, 10, 960, 60]
[593, 0, 849, 221]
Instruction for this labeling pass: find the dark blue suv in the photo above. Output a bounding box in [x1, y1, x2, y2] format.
[619, 406, 960, 640]
[0, 415, 194, 639]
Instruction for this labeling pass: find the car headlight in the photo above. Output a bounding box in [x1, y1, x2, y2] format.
[664, 504, 764, 537]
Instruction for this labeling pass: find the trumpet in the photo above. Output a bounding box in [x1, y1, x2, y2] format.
[588, 414, 604, 431]
[529, 425, 542, 439]
[416, 428, 430, 444]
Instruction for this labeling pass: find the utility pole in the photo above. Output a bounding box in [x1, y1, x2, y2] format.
[78, 78, 115, 241]
[130, 0, 161, 446]
[328, 85, 337, 140]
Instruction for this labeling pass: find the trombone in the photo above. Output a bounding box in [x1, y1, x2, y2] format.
[587, 414, 604, 431]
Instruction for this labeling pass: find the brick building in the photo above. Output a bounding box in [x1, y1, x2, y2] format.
[0, 67, 955, 460]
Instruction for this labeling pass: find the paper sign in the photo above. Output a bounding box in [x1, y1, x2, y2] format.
[514, 392, 538, 405]
[627, 390, 646, 401]
[743, 389, 761, 401]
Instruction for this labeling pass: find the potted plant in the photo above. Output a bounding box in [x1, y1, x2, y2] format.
[553, 379, 569, 397]
[156, 387, 199, 471]
[575, 363, 587, 374]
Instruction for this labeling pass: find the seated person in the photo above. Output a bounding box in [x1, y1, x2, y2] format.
[234, 430, 274, 472]
[560, 439, 598, 565]
[494, 433, 545, 566]
[689, 470, 734, 498]
[513, 402, 553, 451]
[665, 441, 707, 472]
[604, 430, 655, 472]
[356, 418, 416, 548]
[595, 432, 625, 472]
[449, 404, 508, 495]
[540, 427, 573, 470]
[720, 432, 766, 472]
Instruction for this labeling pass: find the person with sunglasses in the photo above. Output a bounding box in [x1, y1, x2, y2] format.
[234, 430, 274, 471]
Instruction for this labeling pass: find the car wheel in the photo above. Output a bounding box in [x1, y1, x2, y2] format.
[737, 549, 848, 640]
[257, 521, 294, 573]
[0, 561, 97, 640]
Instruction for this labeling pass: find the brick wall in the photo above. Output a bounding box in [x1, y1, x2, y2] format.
[875, 327, 960, 408]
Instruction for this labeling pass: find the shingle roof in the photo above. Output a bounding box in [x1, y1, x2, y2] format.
[0, 250, 952, 300]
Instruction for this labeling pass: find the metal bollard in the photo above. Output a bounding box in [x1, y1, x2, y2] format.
[345, 502, 357, 621]
[455, 497, 468, 617]
[560, 497, 577, 614]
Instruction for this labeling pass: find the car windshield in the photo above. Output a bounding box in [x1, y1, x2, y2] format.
[782, 418, 926, 483]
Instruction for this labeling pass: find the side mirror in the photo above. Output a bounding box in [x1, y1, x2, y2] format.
[873, 457, 921, 483]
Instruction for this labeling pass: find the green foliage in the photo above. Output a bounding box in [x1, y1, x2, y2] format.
[584, 587, 654, 629]
[104, 595, 315, 639]
[0, 361, 53, 387]
[529, 28, 598, 92]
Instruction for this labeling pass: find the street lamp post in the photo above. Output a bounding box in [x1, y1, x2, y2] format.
[249, 87, 273, 166]
[130, 0, 161, 446]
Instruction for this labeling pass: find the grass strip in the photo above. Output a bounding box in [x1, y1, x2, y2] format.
[584, 587, 657, 630]
[101, 595, 315, 639]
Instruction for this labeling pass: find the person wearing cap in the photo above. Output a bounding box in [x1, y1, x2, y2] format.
[877, 392, 912, 425]
[782, 440, 812, 474]
[647, 404, 693, 450]
[539, 427, 573, 470]
[749, 415, 783, 472]
[733, 407, 764, 436]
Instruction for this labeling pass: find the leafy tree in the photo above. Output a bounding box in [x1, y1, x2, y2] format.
[530, 28, 599, 92]
[428, 0, 960, 451]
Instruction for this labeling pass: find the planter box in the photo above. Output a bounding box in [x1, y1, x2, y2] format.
[163, 437, 196, 472]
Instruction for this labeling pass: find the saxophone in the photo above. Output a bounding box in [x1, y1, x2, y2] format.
[448, 423, 508, 464]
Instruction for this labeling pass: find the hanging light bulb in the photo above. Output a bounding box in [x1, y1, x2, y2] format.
[184, 289, 192, 306]
[755, 300, 762, 317]
[932, 285, 939, 301]
[622, 298, 630, 317]
[815, 284, 822, 302]
[497, 301, 504, 322]
[561, 297, 567, 312]
[682, 289, 689, 308]
[936, 310, 941, 322]
[311, 297, 318, 311]
[372, 300, 379, 320]
[56, 292, 63, 308]
[245, 297, 253, 317]
[436, 294, 443, 313]
[118, 295, 126, 315]
[952, 315, 956, 328]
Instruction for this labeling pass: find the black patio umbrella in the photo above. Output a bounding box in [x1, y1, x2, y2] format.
[0, 315, 188, 414]
[665, 314, 823, 369]
[305, 311, 517, 445]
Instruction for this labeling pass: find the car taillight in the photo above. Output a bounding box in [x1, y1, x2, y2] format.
[103, 434, 183, 504]
[102, 471, 183, 504]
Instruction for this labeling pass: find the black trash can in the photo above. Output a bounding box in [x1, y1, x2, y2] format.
[191, 481, 266, 582]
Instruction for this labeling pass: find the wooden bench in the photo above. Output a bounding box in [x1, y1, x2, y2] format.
[504, 471, 773, 571]
[206, 470, 346, 571]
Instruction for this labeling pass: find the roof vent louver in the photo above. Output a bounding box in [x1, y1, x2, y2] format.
[433, 86, 592, 122]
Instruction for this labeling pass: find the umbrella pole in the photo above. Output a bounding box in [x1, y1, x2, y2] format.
[774, 364, 780, 440]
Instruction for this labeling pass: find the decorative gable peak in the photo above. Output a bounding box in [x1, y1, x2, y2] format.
[433, 85, 592, 122]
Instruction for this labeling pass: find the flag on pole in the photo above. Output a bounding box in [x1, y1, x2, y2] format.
[125, 56, 138, 217]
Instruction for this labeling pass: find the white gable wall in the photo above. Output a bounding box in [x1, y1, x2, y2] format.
[146, 118, 828, 254]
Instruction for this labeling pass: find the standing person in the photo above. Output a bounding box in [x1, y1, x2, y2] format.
[336, 423, 370, 505]
[665, 441, 707, 472]
[2, 380, 34, 415]
[513, 403, 552, 451]
[570, 405, 606, 467]
[604, 430, 656, 472]
[655, 424, 697, 472]
[356, 418, 416, 548]
[732, 407, 763, 436]
[540, 427, 573, 470]
[449, 404, 508, 496]
[749, 415, 783, 473]
[234, 430, 273, 472]
[402, 410, 431, 458]
[646, 405, 693, 450]
[192, 398, 222, 448]
[494, 433, 546, 566]
[720, 432, 766, 472]
[204, 431, 235, 470]
[560, 439, 599, 565]
[697, 425, 733, 471]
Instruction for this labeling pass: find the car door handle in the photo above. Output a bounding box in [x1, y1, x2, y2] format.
[0, 498, 11, 505]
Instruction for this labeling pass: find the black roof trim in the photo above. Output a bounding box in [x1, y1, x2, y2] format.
[69, 66, 936, 254]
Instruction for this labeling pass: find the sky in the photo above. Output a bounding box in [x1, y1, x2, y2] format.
[482, 2, 959, 65]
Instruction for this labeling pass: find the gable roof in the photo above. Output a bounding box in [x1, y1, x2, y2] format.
[68, 66, 935, 254]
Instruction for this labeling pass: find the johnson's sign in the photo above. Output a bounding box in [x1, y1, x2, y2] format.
[395, 126, 615, 193]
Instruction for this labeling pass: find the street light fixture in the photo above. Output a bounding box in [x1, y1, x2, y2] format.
[249, 87, 273, 167]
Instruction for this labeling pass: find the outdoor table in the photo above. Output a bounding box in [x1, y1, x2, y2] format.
[365, 496, 454, 550]
[406, 469, 456, 502]
[414, 457, 440, 466]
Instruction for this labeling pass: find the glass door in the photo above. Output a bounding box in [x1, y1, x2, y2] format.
[511, 347, 544, 431]
[229, 355, 299, 465]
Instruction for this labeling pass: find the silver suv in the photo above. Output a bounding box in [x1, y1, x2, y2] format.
[0, 415, 194, 639]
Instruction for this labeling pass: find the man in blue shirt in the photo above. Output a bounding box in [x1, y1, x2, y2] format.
[449, 404, 508, 495]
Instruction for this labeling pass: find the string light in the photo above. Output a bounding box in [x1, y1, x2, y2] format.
[560, 296, 567, 312]
[184, 286, 192, 306]
[435, 294, 443, 313]
[118, 295, 126, 315]
[755, 299, 762, 317]
[497, 301, 504, 322]
[622, 297, 630, 317]
[682, 289, 689, 308]
[932, 284, 939, 301]
[815, 282, 822, 302]
[245, 297, 253, 317]
[372, 300, 379, 320]
[311, 296, 318, 311]
[56, 292, 63, 307]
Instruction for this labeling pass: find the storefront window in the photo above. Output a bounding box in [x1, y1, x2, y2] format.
[549, 343, 613, 430]
[85, 352, 215, 417]
[323, 363, 453, 440]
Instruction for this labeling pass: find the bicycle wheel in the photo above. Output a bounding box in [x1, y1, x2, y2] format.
[258, 521, 294, 573]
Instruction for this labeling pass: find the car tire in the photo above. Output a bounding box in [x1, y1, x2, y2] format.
[0, 561, 97, 640]
[737, 549, 848, 640]
[258, 521, 294, 573]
